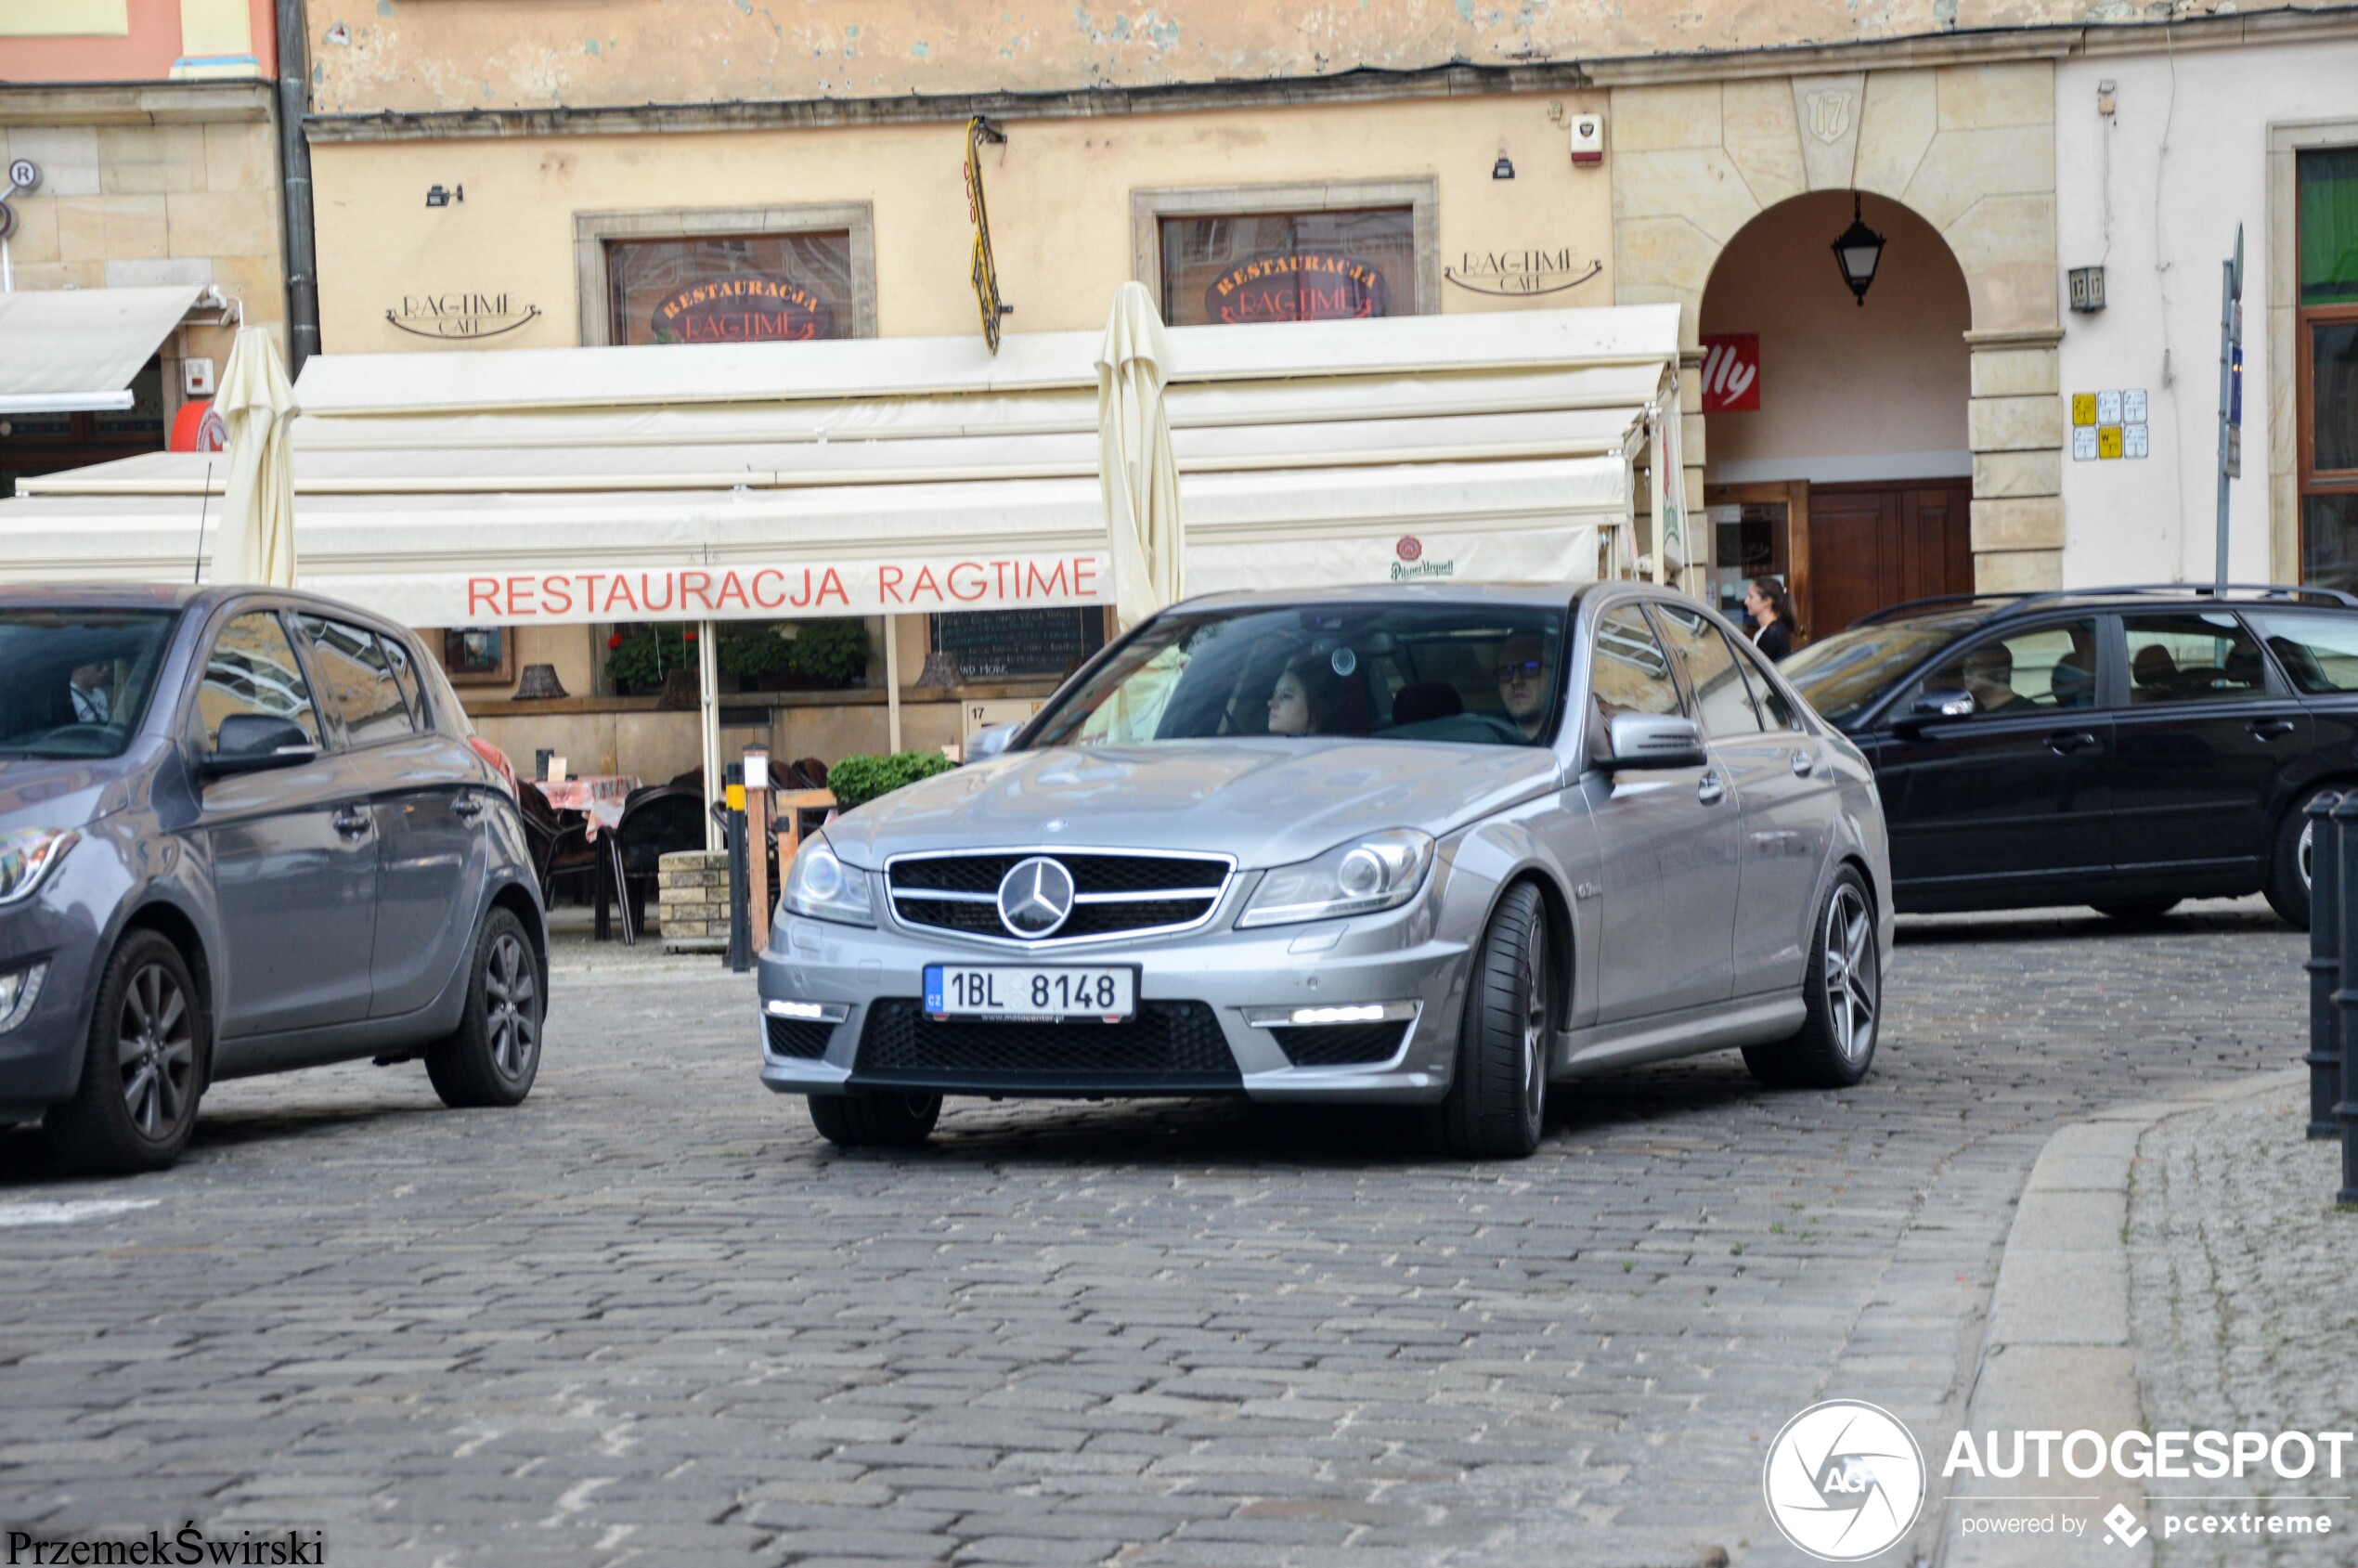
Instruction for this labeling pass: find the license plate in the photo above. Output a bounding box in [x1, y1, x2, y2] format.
[924, 964, 1136, 1022]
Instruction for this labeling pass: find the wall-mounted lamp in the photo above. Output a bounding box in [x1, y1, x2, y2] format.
[424, 184, 463, 208]
[1492, 154, 1515, 180]
[1830, 191, 1886, 307]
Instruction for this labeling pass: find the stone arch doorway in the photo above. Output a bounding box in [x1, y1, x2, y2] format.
[1700, 189, 1974, 639]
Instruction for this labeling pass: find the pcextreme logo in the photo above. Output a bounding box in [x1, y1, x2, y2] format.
[1763, 1400, 1927, 1561]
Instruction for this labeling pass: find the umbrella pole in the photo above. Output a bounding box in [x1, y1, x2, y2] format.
[699, 619, 722, 852]
[884, 614, 903, 754]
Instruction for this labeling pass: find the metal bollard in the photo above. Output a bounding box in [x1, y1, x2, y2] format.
[2334, 795, 2358, 1205]
[724, 761, 753, 974]
[2307, 792, 2343, 1139]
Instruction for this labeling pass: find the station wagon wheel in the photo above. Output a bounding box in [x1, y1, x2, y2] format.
[2266, 784, 2336, 930]
[1743, 866, 1880, 1091]
[46, 930, 206, 1174]
[426, 907, 544, 1109]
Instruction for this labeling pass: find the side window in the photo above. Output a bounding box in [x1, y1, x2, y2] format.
[1653, 603, 1764, 739]
[382, 635, 428, 727]
[1922, 620, 2100, 718]
[2248, 611, 2358, 694]
[1730, 637, 1802, 732]
[296, 616, 417, 744]
[2120, 613, 2272, 705]
[193, 612, 322, 749]
[1591, 605, 1684, 722]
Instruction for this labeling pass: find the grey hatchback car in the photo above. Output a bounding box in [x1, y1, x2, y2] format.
[759, 583, 1893, 1159]
[0, 586, 548, 1173]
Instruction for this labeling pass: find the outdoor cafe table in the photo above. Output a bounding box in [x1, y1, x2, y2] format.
[532, 773, 641, 839]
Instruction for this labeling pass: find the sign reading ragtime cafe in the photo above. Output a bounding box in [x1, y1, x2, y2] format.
[1205, 250, 1389, 325]
[651, 277, 833, 344]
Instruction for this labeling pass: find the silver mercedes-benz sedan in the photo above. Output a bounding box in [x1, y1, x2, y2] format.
[758, 582, 1893, 1159]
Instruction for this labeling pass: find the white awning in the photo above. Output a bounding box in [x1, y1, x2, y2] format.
[1, 304, 1678, 625]
[0, 285, 204, 415]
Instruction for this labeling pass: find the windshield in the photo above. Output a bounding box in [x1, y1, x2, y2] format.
[1029, 603, 1567, 749]
[0, 609, 177, 759]
[1781, 618, 1974, 726]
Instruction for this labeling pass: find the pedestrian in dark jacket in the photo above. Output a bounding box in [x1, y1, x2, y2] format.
[1743, 577, 1797, 661]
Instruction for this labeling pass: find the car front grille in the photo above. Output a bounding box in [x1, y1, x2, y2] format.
[765, 1017, 835, 1059]
[850, 999, 1242, 1095]
[1270, 1021, 1411, 1068]
[886, 851, 1232, 944]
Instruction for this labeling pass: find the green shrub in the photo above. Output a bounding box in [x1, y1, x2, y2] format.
[788, 618, 870, 685]
[604, 627, 694, 691]
[828, 750, 956, 810]
[718, 627, 790, 679]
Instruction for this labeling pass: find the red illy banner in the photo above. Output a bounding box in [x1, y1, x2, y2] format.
[1699, 333, 1761, 412]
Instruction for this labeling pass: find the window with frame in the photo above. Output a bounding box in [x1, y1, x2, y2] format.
[1653, 603, 1765, 739]
[194, 613, 321, 749]
[605, 232, 856, 346]
[1919, 621, 2099, 718]
[2299, 148, 2358, 590]
[2120, 613, 2272, 706]
[298, 615, 417, 744]
[1159, 208, 1415, 328]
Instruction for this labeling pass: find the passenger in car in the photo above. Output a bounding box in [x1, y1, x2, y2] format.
[1266, 651, 1353, 736]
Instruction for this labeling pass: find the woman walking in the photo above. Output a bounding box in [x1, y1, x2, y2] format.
[1743, 577, 1797, 661]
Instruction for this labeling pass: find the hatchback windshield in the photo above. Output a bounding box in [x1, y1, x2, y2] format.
[1029, 603, 1567, 749]
[0, 610, 177, 759]
[1782, 617, 1976, 726]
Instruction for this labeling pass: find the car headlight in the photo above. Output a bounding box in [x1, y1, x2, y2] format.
[0, 962, 48, 1033]
[0, 829, 77, 908]
[1238, 829, 1435, 928]
[783, 836, 874, 927]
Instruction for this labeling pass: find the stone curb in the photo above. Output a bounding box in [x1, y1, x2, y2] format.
[1935, 1066, 2308, 1568]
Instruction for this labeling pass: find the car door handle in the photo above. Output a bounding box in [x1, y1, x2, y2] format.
[1697, 771, 1727, 808]
[1790, 749, 1817, 777]
[451, 792, 485, 822]
[2249, 719, 2297, 740]
[2045, 731, 2101, 755]
[332, 808, 372, 838]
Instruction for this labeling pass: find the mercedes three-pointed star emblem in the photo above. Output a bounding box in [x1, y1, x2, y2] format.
[996, 856, 1075, 938]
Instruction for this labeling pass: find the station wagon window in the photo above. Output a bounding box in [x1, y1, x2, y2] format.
[1653, 603, 1764, 738]
[297, 615, 417, 744]
[2247, 610, 2358, 693]
[194, 612, 320, 749]
[1919, 621, 2098, 718]
[2119, 613, 2271, 705]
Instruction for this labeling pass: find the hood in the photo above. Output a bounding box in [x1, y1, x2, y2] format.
[0, 756, 132, 834]
[823, 740, 1563, 871]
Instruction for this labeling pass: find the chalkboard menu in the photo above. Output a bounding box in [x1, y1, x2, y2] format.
[932, 608, 1105, 680]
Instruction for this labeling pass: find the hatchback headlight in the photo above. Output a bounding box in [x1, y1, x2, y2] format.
[783, 836, 874, 927]
[1238, 829, 1435, 928]
[0, 962, 47, 1033]
[0, 829, 77, 908]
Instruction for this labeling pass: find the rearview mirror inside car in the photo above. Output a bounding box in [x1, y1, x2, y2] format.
[1604, 713, 1707, 771]
[205, 713, 317, 775]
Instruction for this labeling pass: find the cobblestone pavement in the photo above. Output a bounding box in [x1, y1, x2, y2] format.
[0, 900, 2310, 1568]
[2130, 1080, 2358, 1567]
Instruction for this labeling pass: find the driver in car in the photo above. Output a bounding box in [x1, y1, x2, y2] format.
[69, 661, 113, 724]
[1959, 642, 2034, 715]
[1495, 634, 1550, 739]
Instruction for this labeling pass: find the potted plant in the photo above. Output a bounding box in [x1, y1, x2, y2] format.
[784, 619, 870, 689]
[719, 626, 793, 690]
[604, 626, 697, 696]
[825, 750, 955, 810]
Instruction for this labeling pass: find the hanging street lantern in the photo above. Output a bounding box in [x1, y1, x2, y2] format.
[1830, 191, 1886, 307]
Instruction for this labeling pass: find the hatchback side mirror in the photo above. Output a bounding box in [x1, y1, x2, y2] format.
[965, 721, 1021, 763]
[205, 713, 318, 775]
[1604, 712, 1707, 771]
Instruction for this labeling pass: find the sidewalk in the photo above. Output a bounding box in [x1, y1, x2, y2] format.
[1941, 1069, 2355, 1567]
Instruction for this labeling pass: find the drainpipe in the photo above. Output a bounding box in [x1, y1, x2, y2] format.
[275, 0, 321, 373]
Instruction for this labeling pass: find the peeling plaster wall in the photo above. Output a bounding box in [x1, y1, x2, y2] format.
[304, 0, 2284, 115]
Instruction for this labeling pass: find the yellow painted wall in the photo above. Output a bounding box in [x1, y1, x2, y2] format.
[310, 93, 1613, 350]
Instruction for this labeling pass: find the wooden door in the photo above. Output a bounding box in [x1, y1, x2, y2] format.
[1804, 481, 1974, 637]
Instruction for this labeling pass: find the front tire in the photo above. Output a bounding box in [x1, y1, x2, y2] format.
[1744, 867, 1880, 1090]
[46, 931, 205, 1174]
[425, 908, 543, 1108]
[807, 1091, 941, 1148]
[1424, 881, 1550, 1160]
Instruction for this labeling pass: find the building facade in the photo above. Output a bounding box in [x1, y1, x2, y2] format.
[0, 0, 293, 493]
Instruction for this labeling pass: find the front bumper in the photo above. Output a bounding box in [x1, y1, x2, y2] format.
[756, 889, 1472, 1105]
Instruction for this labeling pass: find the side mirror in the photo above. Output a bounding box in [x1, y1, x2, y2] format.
[205, 713, 318, 775]
[1604, 712, 1707, 771]
[1898, 688, 1977, 728]
[964, 721, 1021, 763]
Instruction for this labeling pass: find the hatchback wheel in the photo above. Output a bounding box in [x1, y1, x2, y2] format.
[1744, 867, 1879, 1090]
[47, 931, 205, 1174]
[808, 1091, 941, 1148]
[426, 908, 543, 1108]
[1424, 880, 1550, 1160]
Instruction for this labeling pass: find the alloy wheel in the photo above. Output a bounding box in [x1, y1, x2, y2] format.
[117, 962, 194, 1141]
[1521, 925, 1548, 1130]
[1821, 885, 1878, 1062]
[485, 933, 539, 1081]
[2300, 817, 2315, 891]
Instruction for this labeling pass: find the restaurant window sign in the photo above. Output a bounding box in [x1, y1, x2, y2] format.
[1159, 208, 1413, 328]
[604, 232, 855, 346]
